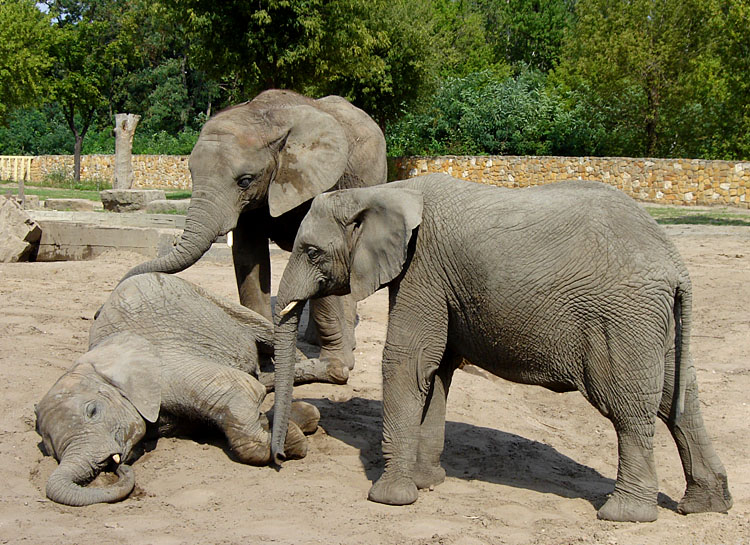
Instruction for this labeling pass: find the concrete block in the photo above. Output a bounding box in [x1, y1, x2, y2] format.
[100, 189, 167, 212]
[0, 196, 42, 262]
[145, 198, 190, 214]
[44, 198, 97, 211]
[34, 220, 179, 261]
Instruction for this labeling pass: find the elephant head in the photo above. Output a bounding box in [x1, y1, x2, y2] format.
[271, 186, 423, 461]
[121, 90, 350, 283]
[35, 333, 160, 506]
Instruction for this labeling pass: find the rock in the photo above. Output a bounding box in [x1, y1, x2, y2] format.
[0, 196, 42, 262]
[44, 198, 96, 211]
[100, 189, 167, 212]
[145, 199, 191, 214]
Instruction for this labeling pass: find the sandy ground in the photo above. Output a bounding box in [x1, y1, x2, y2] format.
[0, 223, 748, 545]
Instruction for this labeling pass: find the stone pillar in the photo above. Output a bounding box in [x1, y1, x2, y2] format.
[113, 113, 141, 190]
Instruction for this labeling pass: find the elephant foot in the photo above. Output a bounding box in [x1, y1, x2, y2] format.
[677, 475, 733, 515]
[283, 422, 308, 460]
[290, 401, 321, 435]
[412, 464, 445, 490]
[597, 492, 658, 522]
[324, 360, 350, 384]
[368, 472, 418, 505]
[320, 346, 355, 372]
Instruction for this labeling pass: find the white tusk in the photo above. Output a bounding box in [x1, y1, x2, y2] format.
[279, 301, 300, 317]
[112, 454, 121, 464]
[226, 231, 233, 248]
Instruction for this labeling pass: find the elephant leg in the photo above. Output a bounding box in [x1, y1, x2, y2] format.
[310, 295, 355, 371]
[257, 357, 349, 392]
[597, 416, 660, 522]
[583, 326, 663, 522]
[657, 355, 732, 515]
[178, 362, 307, 464]
[413, 352, 460, 490]
[232, 212, 272, 321]
[368, 297, 448, 506]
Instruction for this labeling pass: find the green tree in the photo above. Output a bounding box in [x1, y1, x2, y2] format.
[43, 0, 132, 179]
[479, 0, 575, 72]
[0, 1, 54, 119]
[557, 0, 714, 157]
[161, 0, 443, 126]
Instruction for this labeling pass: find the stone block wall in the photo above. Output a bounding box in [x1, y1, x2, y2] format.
[21, 154, 750, 207]
[393, 156, 750, 208]
[30, 155, 191, 190]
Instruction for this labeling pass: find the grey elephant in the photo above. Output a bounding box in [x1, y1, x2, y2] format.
[35, 272, 333, 507]
[122, 89, 387, 373]
[270, 173, 732, 523]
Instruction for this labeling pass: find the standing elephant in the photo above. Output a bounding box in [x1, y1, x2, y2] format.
[271, 173, 732, 523]
[35, 272, 332, 507]
[122, 89, 387, 373]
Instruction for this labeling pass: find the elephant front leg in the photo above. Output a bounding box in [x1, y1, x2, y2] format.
[311, 295, 355, 371]
[232, 212, 272, 321]
[368, 326, 447, 505]
[413, 353, 460, 490]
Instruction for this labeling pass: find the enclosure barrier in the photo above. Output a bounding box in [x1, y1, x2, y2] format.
[0, 156, 33, 182]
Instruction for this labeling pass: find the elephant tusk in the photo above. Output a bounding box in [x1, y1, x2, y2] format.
[112, 454, 121, 464]
[279, 301, 300, 317]
[226, 231, 233, 248]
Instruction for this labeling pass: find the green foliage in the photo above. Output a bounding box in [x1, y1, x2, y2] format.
[0, 106, 72, 155]
[132, 128, 200, 155]
[386, 70, 607, 157]
[37, 169, 111, 191]
[477, 0, 574, 72]
[647, 207, 750, 226]
[0, 1, 54, 118]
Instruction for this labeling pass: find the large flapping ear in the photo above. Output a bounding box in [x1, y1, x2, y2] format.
[79, 333, 162, 423]
[343, 187, 423, 301]
[268, 105, 349, 218]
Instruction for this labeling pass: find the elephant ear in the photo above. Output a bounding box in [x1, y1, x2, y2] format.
[268, 105, 349, 218]
[345, 187, 424, 301]
[79, 332, 162, 423]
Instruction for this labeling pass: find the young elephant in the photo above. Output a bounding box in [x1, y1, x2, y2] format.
[271, 174, 732, 522]
[35, 272, 336, 507]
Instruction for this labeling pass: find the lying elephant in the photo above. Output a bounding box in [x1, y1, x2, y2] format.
[35, 272, 339, 507]
[271, 174, 732, 523]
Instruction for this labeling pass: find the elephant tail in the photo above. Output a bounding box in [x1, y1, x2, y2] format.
[672, 278, 692, 422]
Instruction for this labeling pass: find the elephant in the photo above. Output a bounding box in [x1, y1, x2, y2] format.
[35, 272, 337, 507]
[121, 89, 387, 375]
[270, 173, 733, 523]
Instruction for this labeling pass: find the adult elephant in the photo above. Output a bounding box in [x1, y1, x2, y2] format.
[271, 174, 732, 523]
[122, 89, 387, 373]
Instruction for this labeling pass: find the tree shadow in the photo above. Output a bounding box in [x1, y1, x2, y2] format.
[304, 396, 678, 512]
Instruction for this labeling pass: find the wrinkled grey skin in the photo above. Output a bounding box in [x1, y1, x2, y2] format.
[272, 174, 732, 523]
[35, 272, 331, 507]
[121, 89, 386, 375]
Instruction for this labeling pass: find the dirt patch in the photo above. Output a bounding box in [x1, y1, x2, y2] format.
[0, 226, 748, 544]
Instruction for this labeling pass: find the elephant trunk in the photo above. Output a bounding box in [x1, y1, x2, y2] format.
[46, 455, 135, 506]
[120, 193, 233, 282]
[271, 253, 320, 463]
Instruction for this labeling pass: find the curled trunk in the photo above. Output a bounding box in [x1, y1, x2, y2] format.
[120, 195, 227, 282]
[46, 456, 135, 506]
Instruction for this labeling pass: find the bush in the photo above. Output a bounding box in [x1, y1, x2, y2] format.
[386, 69, 609, 157]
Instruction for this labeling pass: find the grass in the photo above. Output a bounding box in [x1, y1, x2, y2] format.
[646, 206, 750, 226]
[1, 179, 191, 203]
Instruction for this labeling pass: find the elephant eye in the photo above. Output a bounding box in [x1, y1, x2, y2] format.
[237, 176, 254, 190]
[306, 246, 322, 261]
[84, 401, 101, 421]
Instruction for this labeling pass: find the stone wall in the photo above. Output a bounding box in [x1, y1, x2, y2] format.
[393, 156, 750, 208]
[22, 154, 750, 207]
[30, 155, 191, 190]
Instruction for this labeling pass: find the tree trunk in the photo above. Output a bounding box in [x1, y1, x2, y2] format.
[73, 135, 83, 183]
[113, 113, 141, 190]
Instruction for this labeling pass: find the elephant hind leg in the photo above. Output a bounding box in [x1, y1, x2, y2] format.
[657, 357, 732, 515]
[581, 325, 662, 522]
